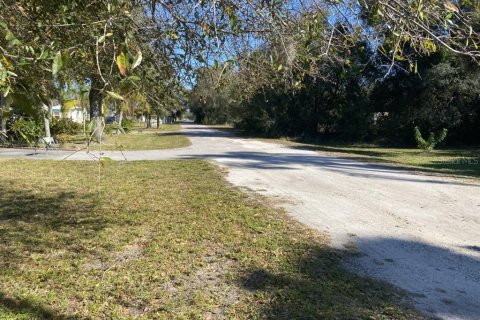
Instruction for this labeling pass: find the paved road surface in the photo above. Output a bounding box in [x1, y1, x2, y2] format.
[1, 124, 479, 319]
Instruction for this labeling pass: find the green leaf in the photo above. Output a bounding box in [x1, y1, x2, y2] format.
[87, 120, 96, 133]
[0, 68, 6, 83]
[132, 51, 143, 70]
[9, 39, 21, 47]
[5, 31, 15, 41]
[99, 33, 113, 43]
[3, 86, 11, 97]
[52, 51, 64, 76]
[38, 49, 49, 60]
[106, 91, 124, 101]
[472, 39, 479, 50]
[195, 55, 205, 63]
[5, 31, 21, 48]
[128, 76, 141, 81]
[229, 12, 238, 29]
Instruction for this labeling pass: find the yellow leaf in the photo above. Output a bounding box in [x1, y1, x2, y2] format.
[2, 55, 12, 69]
[116, 52, 128, 76]
[444, 1, 459, 12]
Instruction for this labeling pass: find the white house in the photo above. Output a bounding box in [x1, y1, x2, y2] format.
[51, 104, 86, 123]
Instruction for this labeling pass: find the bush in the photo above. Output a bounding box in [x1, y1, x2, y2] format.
[414, 126, 448, 152]
[54, 133, 72, 146]
[103, 118, 133, 135]
[51, 118, 82, 135]
[104, 122, 125, 134]
[121, 118, 134, 132]
[11, 118, 44, 146]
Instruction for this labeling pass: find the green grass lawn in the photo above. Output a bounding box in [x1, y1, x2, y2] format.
[215, 127, 479, 179]
[60, 124, 190, 151]
[132, 123, 183, 133]
[0, 159, 425, 319]
[1, 124, 189, 151]
[91, 131, 191, 151]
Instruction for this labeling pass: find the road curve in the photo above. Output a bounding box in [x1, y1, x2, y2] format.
[1, 123, 479, 319]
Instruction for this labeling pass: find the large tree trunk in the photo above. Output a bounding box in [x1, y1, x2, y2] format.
[146, 113, 152, 128]
[156, 114, 160, 129]
[0, 93, 7, 140]
[89, 77, 104, 142]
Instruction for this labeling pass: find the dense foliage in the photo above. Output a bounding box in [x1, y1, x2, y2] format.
[189, 2, 480, 146]
[51, 118, 82, 136]
[1, 1, 480, 145]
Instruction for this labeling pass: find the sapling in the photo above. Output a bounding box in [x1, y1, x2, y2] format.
[414, 126, 448, 152]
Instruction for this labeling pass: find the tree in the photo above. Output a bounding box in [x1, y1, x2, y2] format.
[2, 0, 480, 148]
[190, 64, 241, 124]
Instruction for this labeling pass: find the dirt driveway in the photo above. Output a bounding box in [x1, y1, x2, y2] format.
[1, 123, 479, 319]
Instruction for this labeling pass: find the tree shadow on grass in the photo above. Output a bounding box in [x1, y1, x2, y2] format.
[0, 184, 105, 318]
[238, 237, 480, 319]
[0, 184, 104, 264]
[290, 144, 394, 158]
[0, 292, 80, 320]
[178, 124, 480, 179]
[162, 128, 238, 139]
[286, 144, 480, 178]
[416, 160, 480, 178]
[238, 244, 427, 320]
[183, 151, 478, 187]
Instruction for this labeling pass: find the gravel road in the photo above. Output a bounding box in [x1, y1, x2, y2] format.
[1, 123, 479, 319]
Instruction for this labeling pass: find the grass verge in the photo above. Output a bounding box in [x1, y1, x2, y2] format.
[216, 127, 479, 179]
[270, 140, 479, 178]
[132, 123, 183, 133]
[0, 159, 426, 319]
[1, 124, 189, 151]
[90, 131, 190, 151]
[60, 125, 190, 151]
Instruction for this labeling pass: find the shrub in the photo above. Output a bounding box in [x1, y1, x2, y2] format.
[103, 118, 133, 134]
[414, 126, 448, 152]
[11, 118, 44, 146]
[51, 118, 82, 135]
[121, 118, 134, 132]
[54, 133, 72, 146]
[104, 122, 125, 134]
